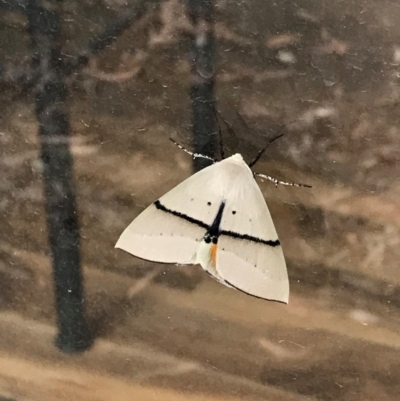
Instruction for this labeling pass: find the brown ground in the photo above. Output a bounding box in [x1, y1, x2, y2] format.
[1, 0, 400, 400]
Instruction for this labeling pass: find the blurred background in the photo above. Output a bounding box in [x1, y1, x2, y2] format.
[1, 0, 400, 400]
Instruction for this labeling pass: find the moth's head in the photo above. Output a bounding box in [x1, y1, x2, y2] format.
[229, 153, 245, 163]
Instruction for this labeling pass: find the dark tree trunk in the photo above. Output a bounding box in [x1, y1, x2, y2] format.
[26, 0, 92, 353]
[188, 0, 217, 171]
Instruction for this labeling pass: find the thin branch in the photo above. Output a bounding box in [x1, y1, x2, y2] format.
[62, 0, 162, 77]
[0, 0, 29, 11]
[212, 107, 225, 159]
[0, 0, 161, 88]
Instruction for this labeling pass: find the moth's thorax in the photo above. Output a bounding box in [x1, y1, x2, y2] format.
[210, 154, 253, 199]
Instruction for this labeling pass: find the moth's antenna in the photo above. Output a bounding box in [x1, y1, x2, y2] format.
[254, 172, 312, 188]
[248, 132, 284, 168]
[214, 108, 241, 153]
[169, 138, 217, 163]
[226, 106, 287, 169]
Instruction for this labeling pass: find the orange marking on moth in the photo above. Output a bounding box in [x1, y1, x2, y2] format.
[210, 243, 218, 267]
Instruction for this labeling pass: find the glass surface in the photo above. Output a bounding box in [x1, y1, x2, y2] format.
[0, 0, 399, 400]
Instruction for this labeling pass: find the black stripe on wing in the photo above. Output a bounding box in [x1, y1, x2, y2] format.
[154, 200, 208, 229]
[154, 200, 280, 247]
[220, 230, 280, 247]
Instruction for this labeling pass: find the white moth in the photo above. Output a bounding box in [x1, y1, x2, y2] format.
[115, 141, 310, 304]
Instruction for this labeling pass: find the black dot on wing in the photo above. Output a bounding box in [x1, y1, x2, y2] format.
[207, 202, 211, 206]
[232, 211, 236, 215]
